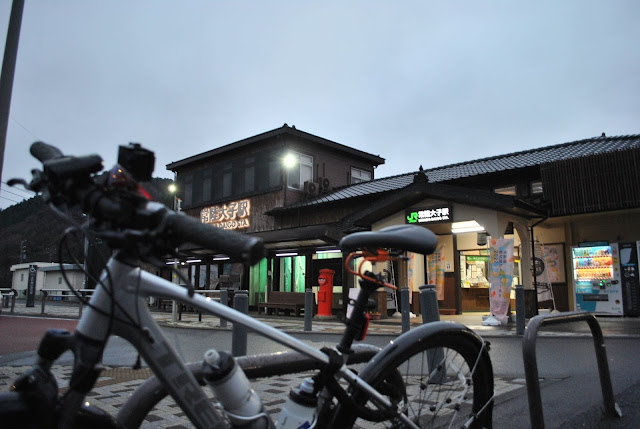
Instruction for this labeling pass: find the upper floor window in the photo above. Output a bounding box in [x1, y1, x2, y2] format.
[530, 181, 543, 195]
[351, 167, 372, 184]
[244, 157, 255, 193]
[494, 185, 516, 196]
[285, 151, 313, 190]
[222, 165, 232, 198]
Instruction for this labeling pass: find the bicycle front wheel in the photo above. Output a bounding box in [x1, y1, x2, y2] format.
[339, 323, 494, 429]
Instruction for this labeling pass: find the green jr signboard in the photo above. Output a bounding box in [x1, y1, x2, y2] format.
[406, 205, 452, 225]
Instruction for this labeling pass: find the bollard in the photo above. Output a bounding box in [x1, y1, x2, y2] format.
[41, 290, 48, 314]
[419, 285, 440, 324]
[171, 299, 178, 323]
[10, 290, 16, 313]
[419, 285, 445, 383]
[220, 289, 228, 328]
[304, 289, 313, 332]
[401, 287, 410, 333]
[232, 290, 249, 357]
[516, 284, 525, 335]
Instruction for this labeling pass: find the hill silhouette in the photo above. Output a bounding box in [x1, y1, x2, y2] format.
[0, 177, 173, 288]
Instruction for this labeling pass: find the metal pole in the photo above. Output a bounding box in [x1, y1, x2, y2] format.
[401, 287, 410, 333]
[0, 0, 24, 184]
[232, 290, 249, 357]
[219, 289, 228, 328]
[304, 288, 313, 332]
[516, 284, 525, 335]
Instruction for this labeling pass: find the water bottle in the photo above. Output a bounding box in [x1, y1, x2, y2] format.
[202, 349, 270, 429]
[276, 377, 317, 429]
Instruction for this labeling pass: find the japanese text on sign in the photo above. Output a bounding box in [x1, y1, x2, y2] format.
[200, 199, 251, 230]
[406, 206, 451, 224]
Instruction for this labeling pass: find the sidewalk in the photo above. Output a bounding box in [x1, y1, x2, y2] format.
[3, 299, 640, 338]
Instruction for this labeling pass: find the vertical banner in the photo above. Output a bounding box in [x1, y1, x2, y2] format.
[26, 264, 37, 307]
[489, 238, 514, 322]
[533, 241, 555, 304]
[427, 244, 446, 300]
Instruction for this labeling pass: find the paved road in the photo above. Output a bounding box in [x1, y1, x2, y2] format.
[0, 315, 78, 355]
[2, 311, 640, 428]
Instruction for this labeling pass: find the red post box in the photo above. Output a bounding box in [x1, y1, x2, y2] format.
[317, 269, 335, 317]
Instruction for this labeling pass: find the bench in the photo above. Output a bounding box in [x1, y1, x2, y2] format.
[257, 291, 306, 317]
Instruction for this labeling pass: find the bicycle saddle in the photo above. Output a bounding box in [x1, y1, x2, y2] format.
[339, 224, 438, 255]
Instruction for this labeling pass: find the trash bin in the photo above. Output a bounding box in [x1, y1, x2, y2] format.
[317, 269, 335, 317]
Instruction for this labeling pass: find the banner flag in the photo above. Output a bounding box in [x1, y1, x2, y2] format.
[489, 238, 514, 322]
[427, 244, 446, 300]
[533, 240, 556, 305]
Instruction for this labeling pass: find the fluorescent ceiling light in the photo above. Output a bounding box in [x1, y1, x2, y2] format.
[186, 259, 202, 264]
[165, 261, 179, 265]
[316, 249, 341, 254]
[451, 220, 485, 234]
[276, 252, 298, 257]
[212, 256, 230, 261]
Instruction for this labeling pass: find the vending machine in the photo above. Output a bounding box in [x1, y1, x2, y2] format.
[620, 242, 640, 316]
[571, 243, 623, 315]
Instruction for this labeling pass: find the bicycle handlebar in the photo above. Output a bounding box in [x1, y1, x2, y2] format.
[164, 209, 265, 265]
[20, 141, 266, 265]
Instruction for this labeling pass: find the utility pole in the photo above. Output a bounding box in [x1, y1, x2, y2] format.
[0, 0, 25, 184]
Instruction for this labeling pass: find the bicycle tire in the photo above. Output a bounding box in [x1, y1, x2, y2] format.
[333, 322, 494, 429]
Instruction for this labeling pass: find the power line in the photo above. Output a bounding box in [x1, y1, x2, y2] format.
[1, 181, 34, 195]
[10, 116, 39, 140]
[1, 195, 20, 203]
[1, 187, 31, 199]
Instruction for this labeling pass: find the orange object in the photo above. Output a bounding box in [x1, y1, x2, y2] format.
[317, 269, 335, 316]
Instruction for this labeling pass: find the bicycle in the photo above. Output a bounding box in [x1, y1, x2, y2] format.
[1, 141, 494, 428]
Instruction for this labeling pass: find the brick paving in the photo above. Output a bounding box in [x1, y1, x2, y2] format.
[0, 363, 544, 428]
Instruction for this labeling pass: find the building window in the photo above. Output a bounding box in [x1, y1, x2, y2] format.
[494, 185, 516, 196]
[286, 152, 313, 190]
[531, 181, 543, 195]
[58, 276, 63, 284]
[244, 157, 255, 193]
[202, 174, 212, 202]
[222, 165, 232, 198]
[351, 167, 372, 184]
[268, 159, 281, 188]
[20, 273, 24, 282]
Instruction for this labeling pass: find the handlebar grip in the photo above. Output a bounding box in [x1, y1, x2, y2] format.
[166, 211, 266, 265]
[30, 141, 64, 162]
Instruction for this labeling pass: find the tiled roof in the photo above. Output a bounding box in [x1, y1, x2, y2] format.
[274, 134, 639, 211]
[426, 133, 640, 182]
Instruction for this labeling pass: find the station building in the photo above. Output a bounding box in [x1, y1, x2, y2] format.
[167, 125, 640, 317]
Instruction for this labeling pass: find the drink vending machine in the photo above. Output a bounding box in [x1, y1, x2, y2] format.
[571, 243, 623, 315]
[619, 242, 640, 316]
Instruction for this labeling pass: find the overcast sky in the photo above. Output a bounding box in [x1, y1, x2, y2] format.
[1, 1, 638, 209]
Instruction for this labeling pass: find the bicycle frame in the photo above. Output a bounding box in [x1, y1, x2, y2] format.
[74, 252, 419, 429]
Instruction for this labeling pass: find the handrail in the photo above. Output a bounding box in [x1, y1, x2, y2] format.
[39, 288, 95, 316]
[0, 288, 17, 314]
[522, 311, 622, 429]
